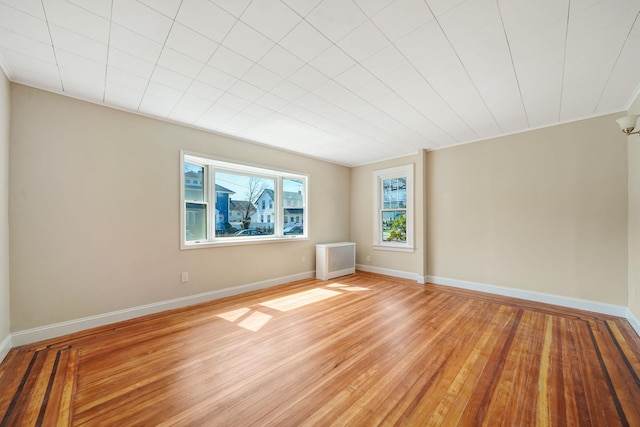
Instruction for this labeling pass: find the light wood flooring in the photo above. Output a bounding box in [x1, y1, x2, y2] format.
[1, 271, 639, 426]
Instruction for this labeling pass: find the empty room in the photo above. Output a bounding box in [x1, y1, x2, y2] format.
[1, 0, 639, 425]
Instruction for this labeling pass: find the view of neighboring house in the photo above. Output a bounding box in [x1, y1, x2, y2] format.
[184, 168, 236, 237]
[255, 189, 304, 232]
[229, 200, 257, 229]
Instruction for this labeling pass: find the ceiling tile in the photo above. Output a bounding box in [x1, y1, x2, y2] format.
[209, 0, 252, 18]
[175, 0, 236, 43]
[309, 45, 356, 78]
[312, 80, 349, 101]
[145, 80, 184, 103]
[109, 24, 163, 64]
[394, 20, 449, 63]
[0, 0, 46, 19]
[106, 66, 149, 93]
[228, 80, 266, 102]
[241, 0, 302, 42]
[281, 0, 322, 16]
[361, 45, 408, 79]
[165, 23, 219, 63]
[137, 0, 182, 18]
[437, 0, 499, 41]
[208, 45, 254, 76]
[50, 24, 107, 63]
[352, 0, 395, 17]
[334, 64, 376, 89]
[270, 80, 307, 102]
[279, 20, 332, 62]
[0, 2, 51, 43]
[197, 65, 238, 91]
[242, 64, 284, 91]
[306, 0, 367, 42]
[111, 0, 172, 44]
[157, 47, 204, 79]
[42, 0, 110, 44]
[258, 45, 304, 78]
[287, 64, 329, 91]
[186, 80, 224, 102]
[56, 49, 105, 80]
[222, 21, 275, 62]
[337, 20, 389, 62]
[372, 0, 434, 42]
[0, 27, 55, 64]
[107, 47, 155, 79]
[151, 66, 193, 91]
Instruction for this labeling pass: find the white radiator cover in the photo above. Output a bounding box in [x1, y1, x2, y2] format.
[316, 242, 356, 280]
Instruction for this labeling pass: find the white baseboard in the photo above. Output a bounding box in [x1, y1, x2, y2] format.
[0, 333, 11, 363]
[426, 275, 629, 318]
[356, 264, 423, 283]
[627, 310, 640, 337]
[11, 271, 315, 347]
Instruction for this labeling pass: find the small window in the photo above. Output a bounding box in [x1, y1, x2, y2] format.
[373, 164, 414, 252]
[181, 151, 309, 248]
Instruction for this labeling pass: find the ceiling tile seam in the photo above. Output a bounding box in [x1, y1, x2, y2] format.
[102, 0, 114, 104]
[344, 2, 455, 147]
[289, 7, 441, 149]
[420, 0, 503, 137]
[183, 2, 271, 126]
[62, 0, 110, 22]
[192, 2, 329, 135]
[136, 0, 184, 112]
[592, 8, 640, 115]
[558, 0, 571, 121]
[496, 0, 530, 128]
[40, 0, 64, 92]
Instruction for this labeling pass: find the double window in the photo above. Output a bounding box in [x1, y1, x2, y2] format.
[373, 164, 414, 252]
[181, 151, 308, 248]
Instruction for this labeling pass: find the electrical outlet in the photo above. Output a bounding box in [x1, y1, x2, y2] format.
[302, 255, 306, 263]
[366, 255, 371, 262]
[181, 272, 189, 283]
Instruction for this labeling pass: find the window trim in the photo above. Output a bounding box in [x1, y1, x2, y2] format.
[180, 150, 309, 249]
[372, 164, 414, 253]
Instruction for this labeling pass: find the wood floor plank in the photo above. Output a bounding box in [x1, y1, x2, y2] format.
[1, 272, 639, 426]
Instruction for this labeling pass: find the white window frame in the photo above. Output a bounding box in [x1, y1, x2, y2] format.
[181, 150, 309, 249]
[372, 164, 414, 252]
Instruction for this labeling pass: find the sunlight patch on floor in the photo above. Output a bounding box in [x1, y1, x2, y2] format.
[237, 311, 273, 332]
[260, 288, 341, 312]
[216, 307, 251, 322]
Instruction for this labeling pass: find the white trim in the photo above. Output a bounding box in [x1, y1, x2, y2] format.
[372, 164, 414, 251]
[425, 275, 629, 318]
[627, 309, 640, 337]
[356, 264, 423, 283]
[0, 334, 11, 363]
[0, 53, 14, 80]
[11, 271, 315, 346]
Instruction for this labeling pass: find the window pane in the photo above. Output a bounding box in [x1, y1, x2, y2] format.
[184, 162, 204, 202]
[284, 208, 304, 235]
[381, 210, 406, 242]
[215, 171, 275, 237]
[186, 203, 207, 241]
[382, 177, 407, 209]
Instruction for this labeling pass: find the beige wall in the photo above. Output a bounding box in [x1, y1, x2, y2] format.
[628, 94, 640, 320]
[350, 151, 427, 278]
[9, 84, 350, 331]
[426, 114, 629, 305]
[0, 70, 9, 344]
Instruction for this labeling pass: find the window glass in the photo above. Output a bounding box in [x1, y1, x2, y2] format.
[215, 171, 274, 237]
[373, 165, 413, 252]
[181, 152, 308, 247]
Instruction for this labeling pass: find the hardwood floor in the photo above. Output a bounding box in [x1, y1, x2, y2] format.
[1, 272, 639, 426]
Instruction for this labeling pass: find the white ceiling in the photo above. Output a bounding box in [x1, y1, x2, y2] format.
[1, 0, 639, 166]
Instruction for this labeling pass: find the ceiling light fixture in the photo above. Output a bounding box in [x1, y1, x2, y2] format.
[616, 114, 640, 136]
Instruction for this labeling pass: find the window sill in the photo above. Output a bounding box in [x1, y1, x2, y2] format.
[182, 235, 309, 250]
[372, 244, 415, 253]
